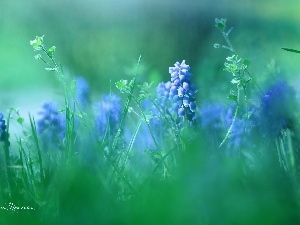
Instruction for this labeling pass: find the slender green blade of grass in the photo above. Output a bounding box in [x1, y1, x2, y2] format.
[112, 55, 141, 152]
[282, 48, 300, 54]
[121, 118, 143, 171]
[29, 113, 44, 187]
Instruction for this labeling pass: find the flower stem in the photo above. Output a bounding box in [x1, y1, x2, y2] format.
[219, 86, 240, 148]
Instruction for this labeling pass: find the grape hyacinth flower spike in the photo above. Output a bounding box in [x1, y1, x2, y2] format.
[258, 80, 297, 137]
[75, 76, 90, 107]
[94, 93, 122, 139]
[37, 102, 66, 148]
[168, 60, 197, 123]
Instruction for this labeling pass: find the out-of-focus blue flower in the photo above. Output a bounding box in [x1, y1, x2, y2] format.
[168, 60, 197, 122]
[199, 103, 253, 153]
[133, 122, 156, 152]
[139, 98, 166, 151]
[0, 113, 7, 142]
[224, 107, 254, 153]
[200, 103, 226, 130]
[37, 102, 66, 148]
[94, 94, 122, 139]
[75, 77, 90, 107]
[257, 80, 296, 137]
[199, 103, 228, 147]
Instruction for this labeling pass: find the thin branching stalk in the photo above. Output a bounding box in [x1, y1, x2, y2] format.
[39, 41, 88, 128]
[221, 27, 235, 53]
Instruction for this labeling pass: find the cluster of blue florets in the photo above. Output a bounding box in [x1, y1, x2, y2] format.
[253, 80, 297, 138]
[168, 60, 197, 122]
[155, 60, 197, 124]
[37, 102, 66, 147]
[94, 93, 122, 139]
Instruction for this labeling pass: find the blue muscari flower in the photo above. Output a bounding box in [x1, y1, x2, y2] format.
[0, 113, 7, 142]
[257, 80, 296, 137]
[199, 103, 253, 153]
[94, 94, 122, 139]
[168, 60, 197, 122]
[200, 103, 228, 146]
[224, 107, 253, 153]
[200, 103, 226, 131]
[37, 102, 66, 148]
[75, 77, 90, 107]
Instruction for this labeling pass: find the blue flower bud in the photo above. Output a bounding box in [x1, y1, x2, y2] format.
[178, 107, 185, 117]
[177, 86, 185, 97]
[182, 82, 189, 90]
[189, 102, 196, 112]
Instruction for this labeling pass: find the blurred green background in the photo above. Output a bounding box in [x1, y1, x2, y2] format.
[1, 0, 300, 113]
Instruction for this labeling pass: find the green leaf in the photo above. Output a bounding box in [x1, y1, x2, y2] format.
[47, 46, 56, 58]
[116, 79, 128, 88]
[224, 63, 238, 74]
[138, 82, 153, 90]
[228, 89, 238, 103]
[30, 35, 44, 50]
[215, 18, 227, 31]
[226, 55, 235, 62]
[138, 82, 153, 97]
[282, 48, 300, 54]
[243, 59, 250, 67]
[45, 67, 56, 71]
[214, 43, 220, 48]
[17, 117, 24, 125]
[116, 80, 130, 93]
[228, 94, 238, 102]
[145, 149, 161, 160]
[34, 54, 42, 60]
[231, 78, 239, 84]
